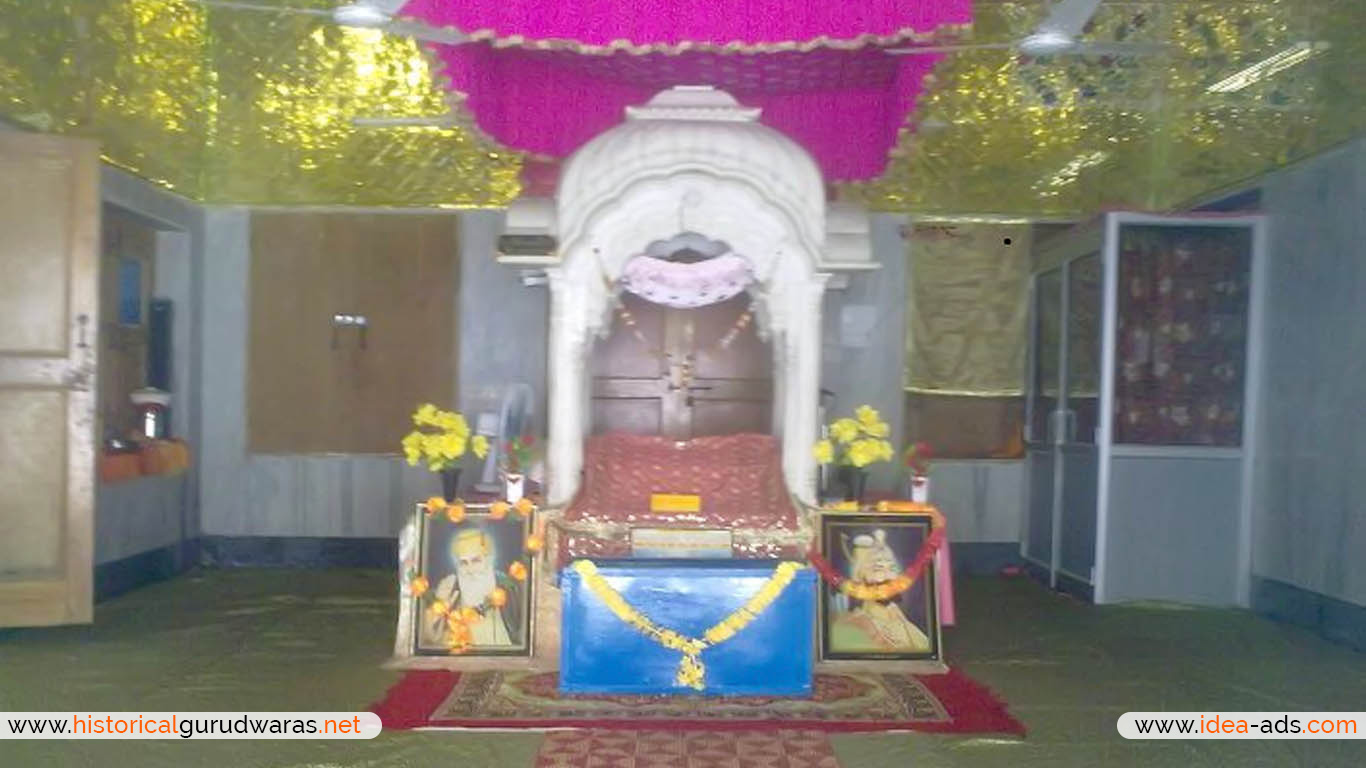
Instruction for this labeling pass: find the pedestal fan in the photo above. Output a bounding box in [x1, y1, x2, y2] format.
[475, 383, 536, 493]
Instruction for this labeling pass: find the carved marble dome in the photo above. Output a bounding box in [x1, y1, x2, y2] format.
[556, 86, 826, 260]
[529, 86, 877, 507]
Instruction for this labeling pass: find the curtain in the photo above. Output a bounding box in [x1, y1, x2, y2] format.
[905, 222, 1032, 396]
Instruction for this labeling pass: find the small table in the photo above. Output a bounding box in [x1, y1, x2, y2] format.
[560, 558, 817, 696]
[820, 496, 957, 627]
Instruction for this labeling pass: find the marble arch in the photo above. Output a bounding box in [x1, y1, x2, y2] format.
[500, 86, 878, 506]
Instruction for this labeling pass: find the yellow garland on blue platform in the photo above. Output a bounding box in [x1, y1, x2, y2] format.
[570, 560, 803, 691]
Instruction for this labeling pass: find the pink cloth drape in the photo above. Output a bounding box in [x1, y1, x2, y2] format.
[400, 1, 972, 180]
[936, 544, 956, 626]
[402, 0, 970, 51]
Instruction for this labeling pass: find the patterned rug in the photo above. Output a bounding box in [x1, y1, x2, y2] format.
[535, 729, 840, 768]
[371, 669, 1023, 735]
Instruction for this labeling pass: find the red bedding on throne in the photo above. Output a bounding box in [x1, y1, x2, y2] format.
[558, 433, 801, 562]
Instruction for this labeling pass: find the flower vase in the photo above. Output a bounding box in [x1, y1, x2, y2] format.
[440, 468, 461, 503]
[504, 472, 525, 503]
[909, 474, 930, 503]
[838, 467, 868, 504]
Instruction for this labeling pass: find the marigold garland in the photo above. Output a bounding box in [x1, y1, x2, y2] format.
[808, 524, 946, 602]
[570, 559, 803, 691]
[405, 498, 543, 655]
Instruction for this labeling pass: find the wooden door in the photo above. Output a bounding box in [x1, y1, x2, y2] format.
[0, 133, 99, 627]
[97, 207, 157, 439]
[247, 212, 458, 453]
[591, 293, 771, 438]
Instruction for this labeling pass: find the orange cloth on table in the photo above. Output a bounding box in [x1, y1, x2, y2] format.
[138, 439, 190, 477]
[99, 452, 143, 484]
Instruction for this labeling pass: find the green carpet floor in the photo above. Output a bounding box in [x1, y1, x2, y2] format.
[1, 569, 1363, 766]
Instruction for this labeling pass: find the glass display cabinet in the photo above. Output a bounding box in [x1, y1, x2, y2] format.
[1024, 213, 1264, 605]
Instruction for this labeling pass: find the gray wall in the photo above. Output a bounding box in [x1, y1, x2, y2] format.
[456, 209, 549, 428]
[182, 205, 1022, 543]
[95, 167, 203, 562]
[196, 209, 531, 539]
[930, 460, 1023, 544]
[822, 214, 1025, 543]
[1252, 138, 1366, 608]
[821, 214, 909, 493]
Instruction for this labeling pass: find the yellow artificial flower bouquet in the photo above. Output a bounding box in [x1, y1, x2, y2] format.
[813, 404, 894, 469]
[401, 403, 489, 472]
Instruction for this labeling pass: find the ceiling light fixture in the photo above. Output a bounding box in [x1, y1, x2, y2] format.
[333, 3, 391, 29]
[1206, 41, 1330, 93]
[351, 116, 456, 128]
[1037, 150, 1110, 191]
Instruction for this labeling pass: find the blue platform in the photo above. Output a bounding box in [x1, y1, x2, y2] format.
[559, 559, 816, 696]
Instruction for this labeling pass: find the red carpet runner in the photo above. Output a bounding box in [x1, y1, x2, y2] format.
[370, 668, 1023, 735]
[534, 729, 841, 768]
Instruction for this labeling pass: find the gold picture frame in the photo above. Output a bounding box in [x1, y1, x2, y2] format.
[817, 512, 942, 662]
[410, 503, 535, 657]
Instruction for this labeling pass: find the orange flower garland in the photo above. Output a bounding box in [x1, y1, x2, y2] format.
[808, 517, 946, 603]
[446, 620, 472, 653]
[840, 574, 916, 602]
[408, 575, 430, 597]
[408, 497, 544, 655]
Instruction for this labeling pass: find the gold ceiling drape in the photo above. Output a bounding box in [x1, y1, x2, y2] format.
[0, 1, 1362, 210]
[0, 0, 520, 206]
[905, 222, 1032, 396]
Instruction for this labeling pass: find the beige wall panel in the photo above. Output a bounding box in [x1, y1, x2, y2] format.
[0, 390, 66, 577]
[0, 152, 72, 354]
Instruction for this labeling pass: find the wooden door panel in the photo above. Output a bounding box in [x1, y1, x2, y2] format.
[248, 212, 457, 453]
[690, 400, 770, 436]
[691, 295, 768, 379]
[592, 398, 663, 435]
[0, 133, 99, 627]
[0, 146, 75, 354]
[590, 294, 665, 378]
[0, 390, 66, 576]
[590, 291, 771, 438]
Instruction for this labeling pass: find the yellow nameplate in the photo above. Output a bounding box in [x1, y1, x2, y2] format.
[650, 493, 701, 513]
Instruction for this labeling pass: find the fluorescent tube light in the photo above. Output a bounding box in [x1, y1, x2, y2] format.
[1037, 151, 1110, 190]
[351, 116, 456, 128]
[1207, 41, 1330, 93]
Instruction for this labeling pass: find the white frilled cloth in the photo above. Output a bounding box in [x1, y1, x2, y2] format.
[619, 253, 754, 309]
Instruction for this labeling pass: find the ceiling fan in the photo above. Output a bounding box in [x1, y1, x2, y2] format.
[185, 0, 468, 45]
[888, 0, 1164, 58]
[186, 0, 467, 127]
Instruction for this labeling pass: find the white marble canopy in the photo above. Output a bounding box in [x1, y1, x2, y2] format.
[499, 86, 878, 506]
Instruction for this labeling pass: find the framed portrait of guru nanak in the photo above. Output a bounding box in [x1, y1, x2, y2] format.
[411, 505, 534, 657]
[817, 512, 942, 662]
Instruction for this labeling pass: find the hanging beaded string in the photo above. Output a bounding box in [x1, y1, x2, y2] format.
[615, 301, 755, 391]
[615, 303, 755, 356]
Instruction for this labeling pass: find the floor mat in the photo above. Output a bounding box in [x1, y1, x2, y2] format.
[534, 728, 841, 768]
[371, 668, 1024, 735]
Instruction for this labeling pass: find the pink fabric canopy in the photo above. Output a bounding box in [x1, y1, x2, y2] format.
[402, 0, 969, 52]
[400, 1, 972, 181]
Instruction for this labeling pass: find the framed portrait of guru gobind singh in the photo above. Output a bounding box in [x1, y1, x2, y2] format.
[817, 512, 942, 662]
